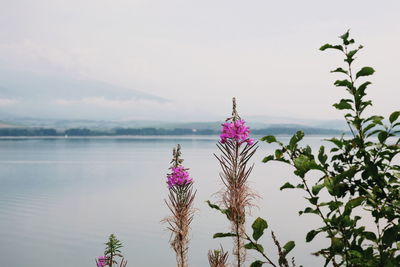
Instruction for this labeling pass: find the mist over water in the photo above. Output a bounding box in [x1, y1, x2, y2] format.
[0, 136, 331, 267]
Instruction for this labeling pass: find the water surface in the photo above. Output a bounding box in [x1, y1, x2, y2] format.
[0, 136, 331, 266]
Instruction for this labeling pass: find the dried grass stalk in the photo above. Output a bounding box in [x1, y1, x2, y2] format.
[208, 247, 229, 267]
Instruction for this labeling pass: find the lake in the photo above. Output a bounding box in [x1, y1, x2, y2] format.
[0, 136, 332, 267]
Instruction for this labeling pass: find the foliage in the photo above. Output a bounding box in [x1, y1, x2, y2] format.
[208, 205, 299, 267]
[95, 234, 127, 267]
[261, 31, 400, 266]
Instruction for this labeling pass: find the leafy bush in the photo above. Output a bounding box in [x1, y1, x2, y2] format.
[261, 31, 400, 266]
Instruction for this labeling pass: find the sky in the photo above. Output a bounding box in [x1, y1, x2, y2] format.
[0, 0, 399, 122]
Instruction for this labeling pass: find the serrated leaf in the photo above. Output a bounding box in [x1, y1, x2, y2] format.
[280, 182, 295, 190]
[252, 217, 268, 241]
[356, 67, 375, 79]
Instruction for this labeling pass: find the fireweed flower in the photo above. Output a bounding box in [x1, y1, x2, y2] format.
[163, 144, 196, 267]
[212, 97, 258, 267]
[96, 256, 108, 267]
[167, 166, 193, 188]
[220, 119, 254, 145]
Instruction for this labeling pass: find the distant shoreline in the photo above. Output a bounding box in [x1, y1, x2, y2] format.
[0, 134, 346, 140]
[0, 127, 346, 138]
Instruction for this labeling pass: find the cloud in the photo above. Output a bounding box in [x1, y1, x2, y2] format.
[55, 97, 158, 109]
[0, 98, 18, 106]
[53, 96, 217, 121]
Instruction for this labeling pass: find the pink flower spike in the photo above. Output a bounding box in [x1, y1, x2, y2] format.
[219, 119, 254, 145]
[166, 166, 193, 188]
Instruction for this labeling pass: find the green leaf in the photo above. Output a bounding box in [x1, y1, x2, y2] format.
[340, 30, 350, 42]
[244, 242, 264, 253]
[363, 231, 377, 241]
[289, 131, 304, 148]
[306, 230, 319, 242]
[307, 197, 319, 205]
[378, 131, 388, 143]
[345, 196, 364, 211]
[206, 200, 231, 219]
[302, 207, 319, 214]
[382, 226, 398, 246]
[250, 261, 264, 267]
[283, 241, 295, 254]
[294, 155, 310, 170]
[312, 184, 325, 195]
[347, 49, 359, 58]
[206, 200, 221, 210]
[331, 67, 348, 74]
[320, 43, 343, 51]
[356, 67, 375, 79]
[389, 111, 400, 124]
[363, 123, 377, 134]
[213, 232, 237, 238]
[251, 217, 268, 241]
[280, 182, 295, 190]
[358, 81, 371, 93]
[334, 79, 353, 88]
[333, 99, 353, 110]
[331, 237, 344, 252]
[275, 149, 284, 159]
[261, 135, 277, 143]
[262, 155, 274, 163]
[318, 146, 328, 165]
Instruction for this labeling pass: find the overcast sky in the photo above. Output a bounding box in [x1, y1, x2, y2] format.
[0, 0, 399, 121]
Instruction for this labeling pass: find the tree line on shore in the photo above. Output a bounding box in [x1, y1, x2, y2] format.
[0, 126, 343, 137]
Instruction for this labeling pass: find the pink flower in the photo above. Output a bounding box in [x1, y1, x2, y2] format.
[166, 166, 193, 188]
[97, 256, 108, 267]
[220, 119, 254, 145]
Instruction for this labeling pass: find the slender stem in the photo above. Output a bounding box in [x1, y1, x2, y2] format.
[244, 234, 277, 267]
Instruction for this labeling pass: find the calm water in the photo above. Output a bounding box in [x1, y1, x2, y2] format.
[0, 136, 331, 267]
